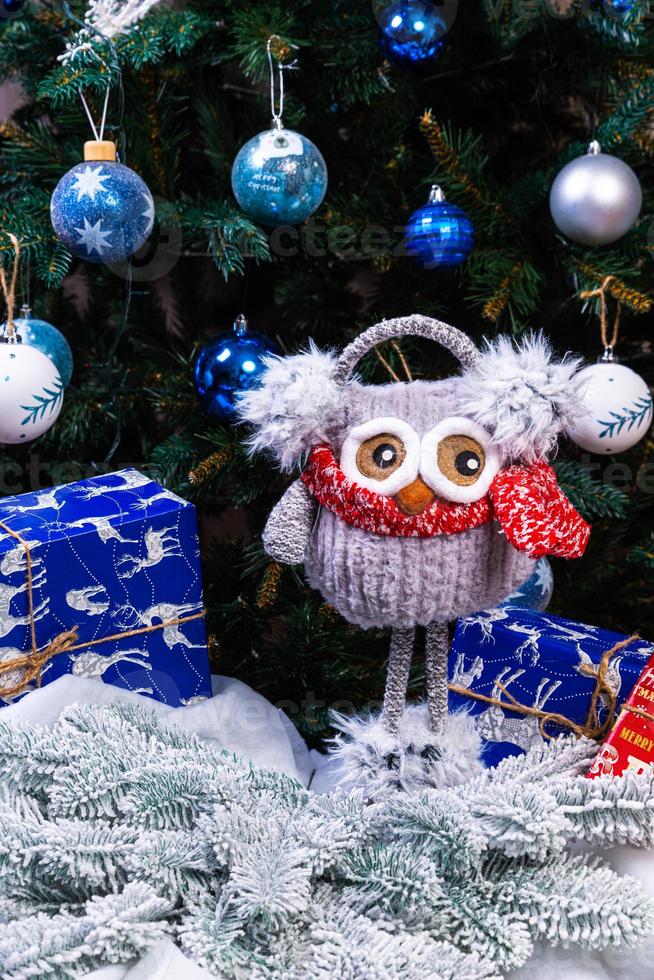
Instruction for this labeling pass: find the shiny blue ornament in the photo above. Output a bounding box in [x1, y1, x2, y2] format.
[376, 0, 446, 64]
[194, 316, 278, 422]
[231, 127, 328, 227]
[405, 185, 474, 268]
[2, 307, 73, 387]
[603, 0, 635, 12]
[50, 143, 154, 264]
[3, 0, 26, 11]
[500, 558, 554, 612]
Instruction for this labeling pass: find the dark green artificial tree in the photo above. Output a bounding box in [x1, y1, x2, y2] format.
[0, 0, 653, 740]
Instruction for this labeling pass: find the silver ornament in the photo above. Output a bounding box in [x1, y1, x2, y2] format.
[549, 141, 642, 246]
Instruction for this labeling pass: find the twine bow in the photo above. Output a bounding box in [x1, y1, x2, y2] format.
[449, 634, 640, 743]
[0, 520, 206, 701]
[0, 233, 20, 339]
[580, 275, 622, 353]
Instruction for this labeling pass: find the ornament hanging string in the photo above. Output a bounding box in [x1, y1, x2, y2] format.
[0, 233, 21, 339]
[267, 34, 298, 129]
[79, 86, 111, 143]
[449, 633, 639, 743]
[580, 274, 622, 355]
[0, 520, 206, 700]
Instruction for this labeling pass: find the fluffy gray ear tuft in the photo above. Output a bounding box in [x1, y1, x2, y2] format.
[458, 332, 585, 463]
[236, 343, 341, 471]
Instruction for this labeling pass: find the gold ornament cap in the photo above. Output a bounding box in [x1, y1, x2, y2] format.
[84, 140, 116, 162]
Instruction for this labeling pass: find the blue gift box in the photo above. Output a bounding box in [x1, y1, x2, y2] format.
[0, 468, 211, 707]
[448, 606, 654, 769]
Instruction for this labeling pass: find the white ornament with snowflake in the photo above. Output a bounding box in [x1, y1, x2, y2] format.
[566, 359, 653, 454]
[0, 341, 64, 444]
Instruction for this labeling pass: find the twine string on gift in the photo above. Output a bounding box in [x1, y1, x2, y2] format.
[448, 633, 640, 743]
[0, 520, 206, 700]
[0, 234, 21, 339]
[580, 274, 622, 355]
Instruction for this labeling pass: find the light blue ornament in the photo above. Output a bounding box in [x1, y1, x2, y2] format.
[194, 315, 278, 422]
[231, 126, 328, 227]
[2, 307, 73, 387]
[405, 185, 474, 269]
[50, 141, 154, 264]
[500, 558, 554, 612]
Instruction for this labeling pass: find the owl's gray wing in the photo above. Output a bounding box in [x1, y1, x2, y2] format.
[263, 478, 317, 565]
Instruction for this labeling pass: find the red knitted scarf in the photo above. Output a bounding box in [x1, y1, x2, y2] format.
[301, 445, 590, 559]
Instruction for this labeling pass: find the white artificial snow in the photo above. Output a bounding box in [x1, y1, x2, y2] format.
[3, 675, 654, 979]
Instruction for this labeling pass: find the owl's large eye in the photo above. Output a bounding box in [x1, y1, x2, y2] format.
[421, 417, 500, 504]
[437, 434, 485, 486]
[340, 417, 420, 495]
[356, 434, 405, 480]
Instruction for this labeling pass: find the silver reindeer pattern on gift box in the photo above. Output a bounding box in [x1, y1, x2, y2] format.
[239, 315, 591, 765]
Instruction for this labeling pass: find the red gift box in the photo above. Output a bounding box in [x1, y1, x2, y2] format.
[588, 655, 654, 779]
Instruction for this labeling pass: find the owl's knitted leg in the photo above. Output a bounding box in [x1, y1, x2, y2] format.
[425, 622, 450, 734]
[381, 627, 415, 736]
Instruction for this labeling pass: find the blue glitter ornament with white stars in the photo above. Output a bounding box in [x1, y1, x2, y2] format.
[231, 126, 328, 227]
[376, 0, 447, 64]
[2, 306, 73, 387]
[194, 315, 278, 422]
[405, 185, 474, 268]
[50, 140, 154, 264]
[500, 558, 554, 612]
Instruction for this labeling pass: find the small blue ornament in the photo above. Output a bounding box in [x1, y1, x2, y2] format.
[376, 0, 446, 64]
[231, 127, 328, 227]
[603, 0, 635, 12]
[2, 307, 73, 387]
[194, 315, 278, 422]
[2, 0, 26, 12]
[500, 558, 554, 612]
[405, 185, 474, 268]
[50, 141, 154, 264]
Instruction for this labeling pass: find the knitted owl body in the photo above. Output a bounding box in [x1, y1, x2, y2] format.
[304, 514, 534, 629]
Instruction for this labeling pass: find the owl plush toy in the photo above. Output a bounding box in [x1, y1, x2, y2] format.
[239, 315, 590, 792]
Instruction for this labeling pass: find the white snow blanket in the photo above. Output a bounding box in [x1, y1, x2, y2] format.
[3, 674, 654, 980]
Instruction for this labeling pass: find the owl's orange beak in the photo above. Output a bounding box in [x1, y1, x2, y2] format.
[394, 477, 436, 516]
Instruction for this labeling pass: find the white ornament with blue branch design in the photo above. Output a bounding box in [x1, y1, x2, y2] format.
[566, 356, 652, 454]
[0, 339, 64, 444]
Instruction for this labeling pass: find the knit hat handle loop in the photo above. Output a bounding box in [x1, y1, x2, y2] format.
[333, 315, 480, 385]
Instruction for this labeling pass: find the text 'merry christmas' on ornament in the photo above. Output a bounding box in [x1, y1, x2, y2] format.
[194, 314, 278, 423]
[549, 140, 642, 246]
[405, 185, 474, 268]
[2, 305, 73, 387]
[231, 36, 328, 227]
[375, 0, 448, 64]
[239, 316, 591, 797]
[50, 140, 154, 264]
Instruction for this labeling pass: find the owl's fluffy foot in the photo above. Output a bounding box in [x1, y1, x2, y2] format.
[312, 704, 483, 800]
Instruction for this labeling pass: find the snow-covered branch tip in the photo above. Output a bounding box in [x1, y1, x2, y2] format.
[59, 0, 166, 63]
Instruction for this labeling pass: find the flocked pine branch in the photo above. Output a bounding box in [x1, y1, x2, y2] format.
[0, 704, 651, 977]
